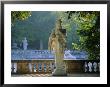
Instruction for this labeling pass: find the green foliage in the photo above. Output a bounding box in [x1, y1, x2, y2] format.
[56, 12, 80, 49]
[72, 43, 80, 50]
[67, 11, 100, 60]
[11, 11, 31, 24]
[56, 11, 74, 31]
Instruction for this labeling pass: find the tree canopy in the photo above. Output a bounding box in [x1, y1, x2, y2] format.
[11, 11, 31, 24]
[66, 11, 100, 60]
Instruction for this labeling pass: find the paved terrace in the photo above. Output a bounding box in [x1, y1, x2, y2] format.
[12, 73, 100, 77]
[11, 50, 88, 60]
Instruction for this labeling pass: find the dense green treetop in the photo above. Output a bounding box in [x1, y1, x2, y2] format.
[11, 11, 31, 24]
[66, 11, 100, 60]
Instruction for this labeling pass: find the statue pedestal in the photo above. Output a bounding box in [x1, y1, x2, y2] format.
[52, 65, 67, 76]
[52, 54, 67, 76]
[52, 40, 67, 76]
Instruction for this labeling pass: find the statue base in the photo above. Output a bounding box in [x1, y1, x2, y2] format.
[52, 67, 67, 76]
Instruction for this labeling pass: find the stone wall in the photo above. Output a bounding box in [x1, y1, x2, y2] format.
[65, 60, 84, 73]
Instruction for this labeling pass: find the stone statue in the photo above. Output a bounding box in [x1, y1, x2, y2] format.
[48, 30, 56, 51]
[22, 37, 28, 50]
[48, 19, 67, 76]
[84, 62, 88, 72]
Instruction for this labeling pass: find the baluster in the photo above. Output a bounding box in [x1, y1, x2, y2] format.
[11, 63, 15, 73]
[51, 62, 53, 72]
[29, 63, 32, 73]
[46, 62, 49, 72]
[93, 62, 97, 72]
[49, 62, 52, 72]
[38, 63, 42, 72]
[84, 62, 88, 72]
[11, 63, 17, 73]
[88, 62, 92, 72]
[48, 62, 50, 72]
[32, 63, 34, 73]
[38, 63, 39, 72]
[33, 63, 36, 72]
[14, 63, 17, 73]
[44, 63, 47, 73]
[36, 63, 38, 73]
[41, 62, 44, 73]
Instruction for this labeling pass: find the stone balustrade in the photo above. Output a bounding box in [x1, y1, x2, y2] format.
[11, 60, 55, 74]
[11, 60, 99, 74]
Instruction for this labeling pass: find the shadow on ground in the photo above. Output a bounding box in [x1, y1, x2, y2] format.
[11, 73, 100, 77]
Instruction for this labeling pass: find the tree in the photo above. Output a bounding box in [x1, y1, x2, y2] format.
[56, 12, 80, 49]
[11, 11, 31, 24]
[66, 11, 100, 60]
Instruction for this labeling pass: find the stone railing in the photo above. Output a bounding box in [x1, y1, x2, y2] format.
[11, 60, 100, 74]
[84, 61, 100, 73]
[11, 60, 55, 74]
